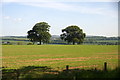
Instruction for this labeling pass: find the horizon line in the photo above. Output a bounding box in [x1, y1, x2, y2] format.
[0, 35, 119, 37]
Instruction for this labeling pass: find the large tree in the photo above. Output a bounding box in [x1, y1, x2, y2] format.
[27, 22, 51, 45]
[60, 25, 86, 45]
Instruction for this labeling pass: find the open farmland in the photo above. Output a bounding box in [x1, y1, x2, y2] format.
[2, 45, 118, 70]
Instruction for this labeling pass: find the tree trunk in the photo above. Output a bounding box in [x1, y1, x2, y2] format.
[78, 42, 81, 44]
[73, 41, 75, 45]
[39, 40, 41, 45]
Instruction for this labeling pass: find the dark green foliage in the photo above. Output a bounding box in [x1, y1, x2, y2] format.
[27, 42, 33, 45]
[2, 66, 120, 80]
[27, 22, 51, 45]
[33, 22, 50, 32]
[27, 30, 37, 44]
[60, 25, 86, 45]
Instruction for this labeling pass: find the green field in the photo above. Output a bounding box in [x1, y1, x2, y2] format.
[2, 45, 118, 70]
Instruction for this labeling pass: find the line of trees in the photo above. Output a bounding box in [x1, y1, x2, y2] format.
[27, 22, 86, 45]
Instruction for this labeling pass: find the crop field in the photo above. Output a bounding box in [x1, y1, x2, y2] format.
[2, 45, 118, 70]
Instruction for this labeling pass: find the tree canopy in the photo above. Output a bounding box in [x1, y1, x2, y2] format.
[27, 22, 51, 45]
[60, 25, 86, 45]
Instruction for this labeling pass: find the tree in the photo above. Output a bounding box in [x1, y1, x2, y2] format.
[27, 30, 37, 44]
[60, 25, 86, 45]
[27, 22, 51, 45]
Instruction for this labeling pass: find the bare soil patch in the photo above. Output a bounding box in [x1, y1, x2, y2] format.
[34, 57, 91, 62]
[2, 55, 50, 59]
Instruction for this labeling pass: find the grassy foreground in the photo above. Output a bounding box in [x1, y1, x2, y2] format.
[2, 66, 120, 79]
[2, 45, 118, 70]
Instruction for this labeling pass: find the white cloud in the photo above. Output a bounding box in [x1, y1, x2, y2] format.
[3, 16, 10, 19]
[3, 1, 117, 19]
[3, 16, 22, 22]
[2, 0, 120, 2]
[22, 2, 73, 11]
[14, 18, 22, 21]
[21, 2, 117, 18]
[74, 5, 117, 18]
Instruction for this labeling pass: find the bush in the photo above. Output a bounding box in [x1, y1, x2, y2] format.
[17, 42, 23, 45]
[27, 42, 33, 45]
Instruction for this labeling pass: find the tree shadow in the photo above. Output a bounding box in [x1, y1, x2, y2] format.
[2, 66, 120, 80]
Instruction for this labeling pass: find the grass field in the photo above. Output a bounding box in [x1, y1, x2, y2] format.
[2, 45, 118, 70]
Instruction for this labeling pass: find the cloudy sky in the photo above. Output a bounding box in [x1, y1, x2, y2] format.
[1, 0, 119, 37]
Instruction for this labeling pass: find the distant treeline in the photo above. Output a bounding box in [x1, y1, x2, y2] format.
[50, 36, 120, 45]
[2, 39, 29, 41]
[83, 36, 119, 45]
[1, 35, 120, 45]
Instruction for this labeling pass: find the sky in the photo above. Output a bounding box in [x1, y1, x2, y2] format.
[1, 0, 119, 37]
